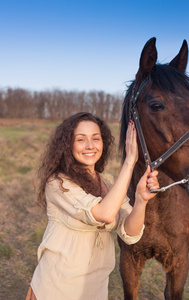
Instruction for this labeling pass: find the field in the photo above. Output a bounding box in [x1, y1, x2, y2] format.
[0, 119, 189, 300]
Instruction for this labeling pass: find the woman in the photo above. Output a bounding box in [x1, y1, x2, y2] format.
[26, 112, 159, 300]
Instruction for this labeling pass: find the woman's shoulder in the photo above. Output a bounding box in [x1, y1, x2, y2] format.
[47, 173, 78, 191]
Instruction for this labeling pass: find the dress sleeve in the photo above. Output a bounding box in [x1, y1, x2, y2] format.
[45, 177, 105, 227]
[117, 197, 145, 245]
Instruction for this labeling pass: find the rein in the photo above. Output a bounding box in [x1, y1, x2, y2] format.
[130, 77, 189, 193]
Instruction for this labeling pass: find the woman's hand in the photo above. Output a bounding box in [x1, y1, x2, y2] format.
[123, 165, 159, 237]
[136, 165, 159, 202]
[125, 120, 138, 166]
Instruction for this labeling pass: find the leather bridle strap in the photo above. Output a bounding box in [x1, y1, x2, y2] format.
[130, 77, 152, 168]
[131, 77, 149, 106]
[150, 131, 189, 170]
[131, 105, 152, 166]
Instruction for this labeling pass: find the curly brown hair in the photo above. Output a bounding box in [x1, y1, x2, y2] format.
[37, 112, 115, 207]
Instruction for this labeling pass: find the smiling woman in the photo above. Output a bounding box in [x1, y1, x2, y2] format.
[72, 121, 103, 174]
[26, 112, 159, 300]
[36, 112, 114, 201]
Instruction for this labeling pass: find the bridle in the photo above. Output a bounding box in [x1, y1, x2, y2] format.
[130, 77, 189, 193]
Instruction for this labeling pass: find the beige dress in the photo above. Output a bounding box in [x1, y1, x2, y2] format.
[30, 174, 144, 300]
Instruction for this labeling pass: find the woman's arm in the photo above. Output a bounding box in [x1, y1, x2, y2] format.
[91, 121, 159, 225]
[91, 121, 138, 223]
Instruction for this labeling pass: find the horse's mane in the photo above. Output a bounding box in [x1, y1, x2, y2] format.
[119, 63, 189, 161]
[150, 64, 189, 92]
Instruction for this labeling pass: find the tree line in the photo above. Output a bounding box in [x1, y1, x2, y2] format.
[0, 88, 124, 121]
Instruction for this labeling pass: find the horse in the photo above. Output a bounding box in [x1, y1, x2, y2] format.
[119, 37, 189, 300]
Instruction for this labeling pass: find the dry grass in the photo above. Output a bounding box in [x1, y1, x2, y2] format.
[0, 118, 188, 300]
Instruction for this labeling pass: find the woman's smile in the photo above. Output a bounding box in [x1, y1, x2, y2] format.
[83, 152, 96, 156]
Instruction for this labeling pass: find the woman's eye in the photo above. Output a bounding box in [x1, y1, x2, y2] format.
[148, 101, 165, 112]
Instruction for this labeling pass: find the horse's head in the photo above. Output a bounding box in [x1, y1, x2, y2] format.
[120, 37, 189, 187]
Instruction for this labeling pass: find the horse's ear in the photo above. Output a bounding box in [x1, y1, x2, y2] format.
[136, 37, 157, 81]
[169, 40, 188, 72]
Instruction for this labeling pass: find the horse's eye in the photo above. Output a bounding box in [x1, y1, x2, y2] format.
[148, 101, 165, 112]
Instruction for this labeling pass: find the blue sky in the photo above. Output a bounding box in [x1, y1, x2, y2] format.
[0, 0, 189, 95]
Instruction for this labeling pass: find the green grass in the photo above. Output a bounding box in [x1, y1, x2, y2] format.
[0, 242, 14, 259]
[0, 126, 29, 138]
[30, 227, 45, 244]
[0, 119, 188, 300]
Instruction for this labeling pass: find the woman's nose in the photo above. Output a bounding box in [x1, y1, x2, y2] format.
[86, 139, 94, 149]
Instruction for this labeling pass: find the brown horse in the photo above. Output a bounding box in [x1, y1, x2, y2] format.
[119, 38, 189, 300]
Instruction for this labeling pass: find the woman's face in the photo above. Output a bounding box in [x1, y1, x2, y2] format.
[72, 121, 103, 173]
